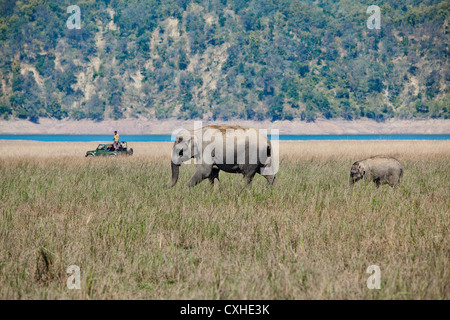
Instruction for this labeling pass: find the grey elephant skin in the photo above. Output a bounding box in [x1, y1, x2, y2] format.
[170, 125, 276, 188]
[350, 155, 403, 187]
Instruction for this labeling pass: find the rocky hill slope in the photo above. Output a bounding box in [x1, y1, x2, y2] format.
[0, 0, 449, 123]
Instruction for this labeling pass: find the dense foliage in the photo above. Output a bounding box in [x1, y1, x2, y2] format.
[0, 0, 449, 122]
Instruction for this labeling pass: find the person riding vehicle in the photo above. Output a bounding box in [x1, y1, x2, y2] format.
[113, 131, 119, 151]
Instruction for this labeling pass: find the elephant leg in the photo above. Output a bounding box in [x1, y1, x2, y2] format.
[262, 174, 276, 186]
[188, 165, 212, 188]
[243, 172, 256, 185]
[208, 167, 220, 187]
[389, 175, 400, 188]
[374, 178, 381, 188]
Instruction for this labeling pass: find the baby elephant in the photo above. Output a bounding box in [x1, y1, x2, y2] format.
[350, 156, 403, 187]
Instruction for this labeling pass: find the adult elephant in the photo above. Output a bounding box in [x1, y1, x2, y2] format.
[169, 125, 277, 188]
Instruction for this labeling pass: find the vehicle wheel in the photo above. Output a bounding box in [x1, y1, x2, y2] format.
[110, 154, 116, 158]
[86, 154, 94, 158]
[129, 148, 133, 156]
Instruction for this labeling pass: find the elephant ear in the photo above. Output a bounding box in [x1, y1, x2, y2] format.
[359, 163, 365, 175]
[192, 139, 201, 159]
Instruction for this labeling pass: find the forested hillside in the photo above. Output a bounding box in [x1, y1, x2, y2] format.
[0, 0, 449, 123]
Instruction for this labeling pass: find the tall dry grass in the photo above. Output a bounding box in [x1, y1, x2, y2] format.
[0, 140, 448, 299]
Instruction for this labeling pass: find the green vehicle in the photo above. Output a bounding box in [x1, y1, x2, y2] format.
[85, 142, 133, 157]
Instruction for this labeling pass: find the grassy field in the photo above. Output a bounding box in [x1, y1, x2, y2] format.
[0, 140, 448, 299]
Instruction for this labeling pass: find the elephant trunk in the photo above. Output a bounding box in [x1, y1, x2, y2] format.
[170, 161, 180, 187]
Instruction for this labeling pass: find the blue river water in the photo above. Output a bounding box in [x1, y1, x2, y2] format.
[0, 134, 449, 142]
